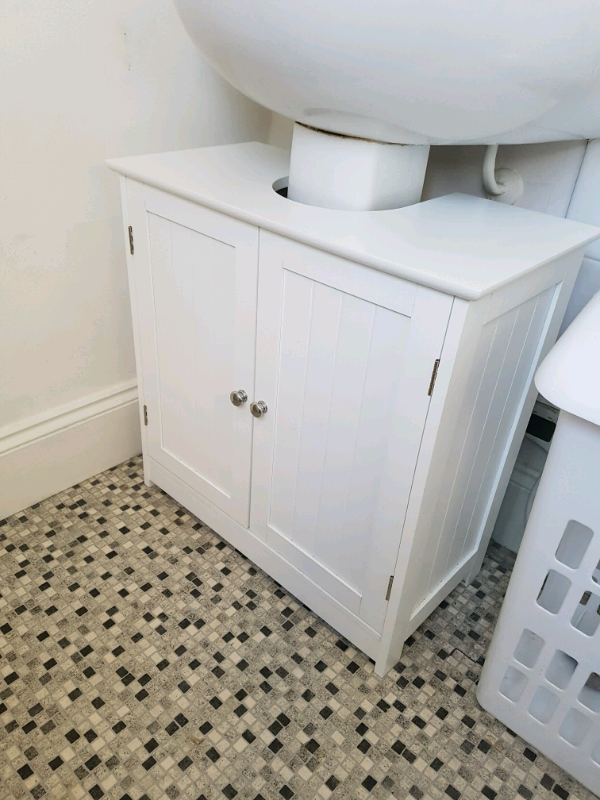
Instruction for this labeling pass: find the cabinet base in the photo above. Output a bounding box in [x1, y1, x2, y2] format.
[146, 456, 384, 667]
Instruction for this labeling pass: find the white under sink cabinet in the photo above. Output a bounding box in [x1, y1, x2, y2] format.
[108, 143, 598, 675]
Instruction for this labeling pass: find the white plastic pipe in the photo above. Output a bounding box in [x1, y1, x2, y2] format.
[482, 144, 524, 204]
[483, 144, 505, 196]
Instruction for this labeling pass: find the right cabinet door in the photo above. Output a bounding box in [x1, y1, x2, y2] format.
[251, 232, 453, 632]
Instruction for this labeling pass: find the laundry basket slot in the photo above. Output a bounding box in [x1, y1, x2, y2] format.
[559, 708, 592, 746]
[546, 650, 578, 690]
[571, 590, 600, 636]
[579, 673, 600, 713]
[499, 666, 528, 702]
[529, 686, 559, 723]
[555, 520, 594, 569]
[536, 570, 571, 614]
[514, 629, 545, 668]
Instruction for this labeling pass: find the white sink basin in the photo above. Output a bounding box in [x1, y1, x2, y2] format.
[174, 0, 600, 145]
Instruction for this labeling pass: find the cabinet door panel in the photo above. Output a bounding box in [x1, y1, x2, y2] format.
[252, 232, 453, 631]
[128, 184, 258, 526]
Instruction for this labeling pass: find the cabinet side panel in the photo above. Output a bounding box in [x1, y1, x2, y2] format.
[415, 285, 555, 608]
[453, 291, 553, 568]
[378, 252, 583, 675]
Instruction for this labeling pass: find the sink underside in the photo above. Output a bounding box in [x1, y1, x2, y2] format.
[174, 0, 600, 145]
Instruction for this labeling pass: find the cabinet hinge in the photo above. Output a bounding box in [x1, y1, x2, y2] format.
[386, 575, 395, 601]
[143, 405, 148, 426]
[428, 358, 440, 396]
[128, 225, 134, 255]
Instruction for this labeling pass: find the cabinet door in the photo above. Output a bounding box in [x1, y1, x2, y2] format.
[251, 232, 453, 631]
[127, 183, 258, 527]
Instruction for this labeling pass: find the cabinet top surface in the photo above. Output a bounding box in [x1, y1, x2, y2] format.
[107, 142, 599, 301]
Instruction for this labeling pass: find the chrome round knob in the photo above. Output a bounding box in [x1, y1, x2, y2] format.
[230, 390, 248, 407]
[250, 401, 268, 418]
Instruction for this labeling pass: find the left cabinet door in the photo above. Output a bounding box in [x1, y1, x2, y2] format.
[126, 182, 259, 527]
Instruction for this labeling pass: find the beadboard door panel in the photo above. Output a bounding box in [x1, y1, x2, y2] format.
[449, 286, 556, 569]
[418, 285, 556, 602]
[127, 184, 258, 526]
[251, 232, 453, 631]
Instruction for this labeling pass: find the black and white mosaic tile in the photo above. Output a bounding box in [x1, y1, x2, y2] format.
[0, 457, 596, 800]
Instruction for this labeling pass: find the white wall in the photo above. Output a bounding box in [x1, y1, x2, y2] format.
[0, 0, 271, 516]
[561, 140, 600, 331]
[422, 142, 586, 217]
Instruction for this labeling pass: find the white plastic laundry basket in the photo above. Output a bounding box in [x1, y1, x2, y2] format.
[477, 291, 600, 796]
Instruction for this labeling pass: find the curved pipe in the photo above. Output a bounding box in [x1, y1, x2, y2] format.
[483, 144, 506, 196]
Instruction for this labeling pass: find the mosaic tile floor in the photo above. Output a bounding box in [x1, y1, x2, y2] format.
[0, 457, 596, 800]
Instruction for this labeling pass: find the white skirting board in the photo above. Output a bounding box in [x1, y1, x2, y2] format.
[0, 380, 142, 520]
